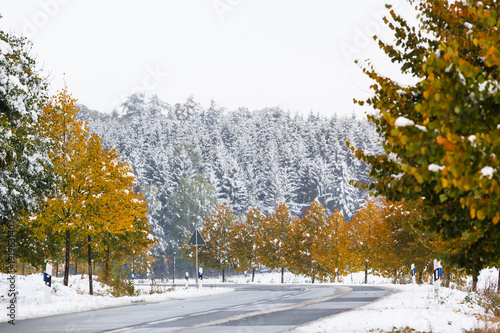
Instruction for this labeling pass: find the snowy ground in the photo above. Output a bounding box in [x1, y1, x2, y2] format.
[0, 273, 232, 322]
[1, 268, 499, 332]
[293, 283, 494, 333]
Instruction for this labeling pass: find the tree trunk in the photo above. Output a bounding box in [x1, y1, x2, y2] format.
[472, 273, 478, 292]
[75, 259, 78, 275]
[418, 270, 423, 284]
[281, 267, 284, 284]
[312, 277, 315, 284]
[64, 229, 70, 286]
[55, 262, 58, 278]
[444, 272, 451, 288]
[88, 236, 93, 295]
[364, 265, 368, 284]
[104, 246, 110, 283]
[497, 266, 500, 293]
[252, 267, 255, 282]
[22, 263, 25, 275]
[222, 269, 225, 283]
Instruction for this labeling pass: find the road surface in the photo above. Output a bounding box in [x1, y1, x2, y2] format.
[1, 284, 389, 332]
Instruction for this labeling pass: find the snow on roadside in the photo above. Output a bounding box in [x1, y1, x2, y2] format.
[0, 273, 233, 322]
[292, 284, 491, 333]
[291, 268, 500, 333]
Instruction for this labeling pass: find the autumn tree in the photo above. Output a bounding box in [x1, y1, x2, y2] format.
[26, 90, 154, 293]
[353, 0, 500, 276]
[287, 200, 334, 283]
[195, 203, 237, 282]
[372, 200, 435, 282]
[349, 200, 385, 283]
[255, 203, 291, 283]
[314, 209, 348, 282]
[230, 207, 263, 281]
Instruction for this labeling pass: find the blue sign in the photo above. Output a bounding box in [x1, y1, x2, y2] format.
[43, 273, 52, 287]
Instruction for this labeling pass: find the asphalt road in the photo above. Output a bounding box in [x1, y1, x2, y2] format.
[1, 284, 389, 333]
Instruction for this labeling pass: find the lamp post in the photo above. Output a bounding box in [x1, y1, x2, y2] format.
[173, 251, 176, 286]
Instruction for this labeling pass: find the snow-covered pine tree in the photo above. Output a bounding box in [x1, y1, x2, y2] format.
[0, 25, 52, 268]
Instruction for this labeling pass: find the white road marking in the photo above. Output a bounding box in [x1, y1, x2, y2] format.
[103, 328, 132, 333]
[147, 316, 183, 325]
[189, 310, 218, 316]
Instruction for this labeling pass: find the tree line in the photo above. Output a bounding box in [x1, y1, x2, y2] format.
[184, 198, 473, 287]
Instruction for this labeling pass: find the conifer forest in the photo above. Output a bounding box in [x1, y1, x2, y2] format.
[78, 93, 383, 255]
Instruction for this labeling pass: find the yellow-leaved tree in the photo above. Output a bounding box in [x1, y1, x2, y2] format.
[26, 90, 154, 294]
[254, 203, 291, 283]
[287, 200, 332, 283]
[195, 203, 237, 282]
[229, 207, 263, 281]
[312, 209, 348, 282]
[349, 200, 385, 283]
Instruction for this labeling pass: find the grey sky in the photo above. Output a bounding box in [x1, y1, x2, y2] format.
[0, 0, 416, 116]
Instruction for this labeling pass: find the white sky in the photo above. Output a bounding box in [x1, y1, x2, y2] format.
[0, 0, 417, 116]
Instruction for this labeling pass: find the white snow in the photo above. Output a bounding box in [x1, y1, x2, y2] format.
[0, 39, 13, 54]
[478, 80, 500, 96]
[293, 284, 491, 333]
[428, 164, 445, 172]
[480, 166, 495, 179]
[291, 269, 499, 333]
[394, 116, 414, 128]
[415, 124, 427, 132]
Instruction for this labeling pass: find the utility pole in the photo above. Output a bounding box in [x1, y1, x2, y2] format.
[173, 251, 176, 286]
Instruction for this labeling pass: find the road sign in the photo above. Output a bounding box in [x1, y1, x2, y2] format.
[188, 230, 206, 245]
[187, 230, 206, 289]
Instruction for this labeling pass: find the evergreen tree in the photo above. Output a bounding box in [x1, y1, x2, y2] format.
[167, 174, 217, 249]
[0, 25, 50, 238]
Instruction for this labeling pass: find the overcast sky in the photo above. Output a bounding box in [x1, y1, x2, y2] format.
[0, 0, 416, 117]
